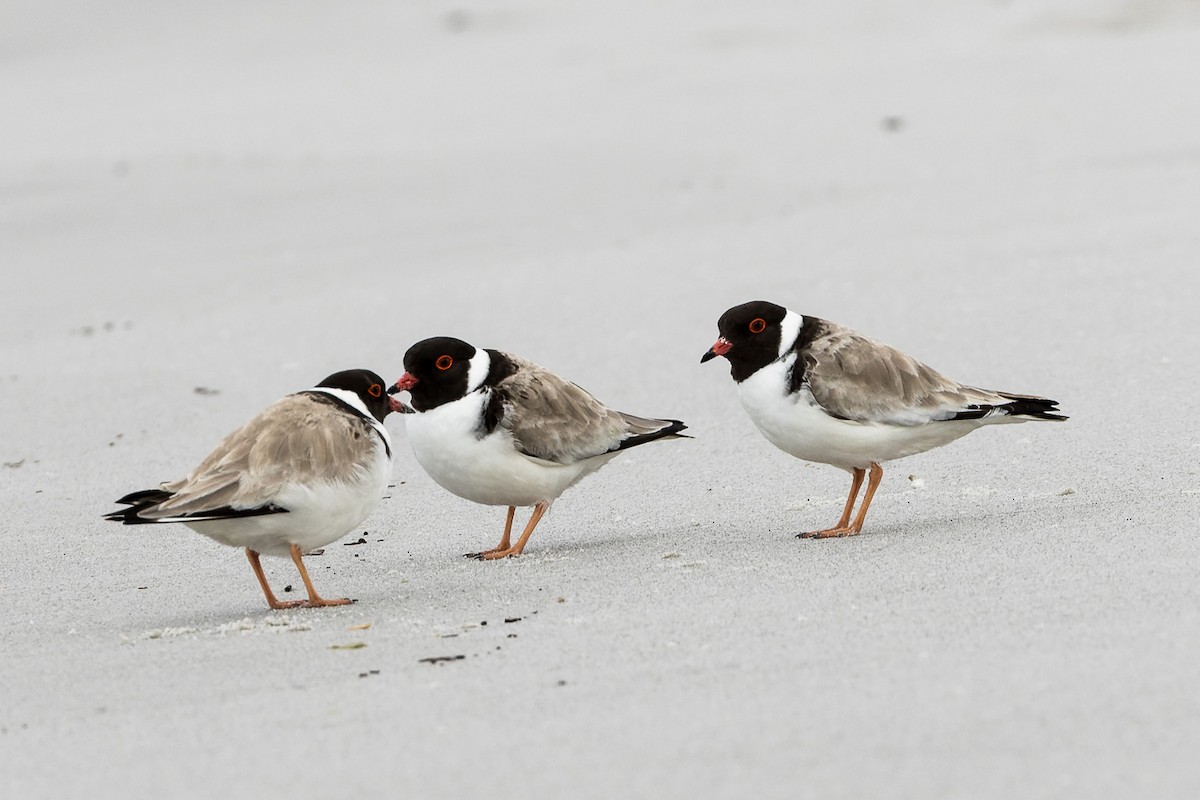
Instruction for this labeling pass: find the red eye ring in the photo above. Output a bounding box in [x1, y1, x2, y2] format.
[749, 318, 767, 334]
[368, 383, 382, 398]
[435, 355, 454, 371]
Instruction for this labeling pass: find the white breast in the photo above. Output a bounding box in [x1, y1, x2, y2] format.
[405, 391, 606, 507]
[736, 357, 979, 471]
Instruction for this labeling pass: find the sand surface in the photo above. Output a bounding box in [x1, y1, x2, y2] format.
[3, 1, 1199, 797]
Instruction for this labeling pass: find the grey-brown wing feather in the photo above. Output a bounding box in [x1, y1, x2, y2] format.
[142, 395, 379, 518]
[803, 324, 1011, 426]
[493, 354, 639, 464]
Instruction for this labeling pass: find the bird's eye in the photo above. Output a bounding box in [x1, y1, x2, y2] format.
[749, 318, 767, 334]
[435, 355, 454, 371]
[368, 383, 382, 397]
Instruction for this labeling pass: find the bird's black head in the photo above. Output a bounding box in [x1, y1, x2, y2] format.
[391, 336, 483, 411]
[701, 300, 791, 382]
[316, 369, 399, 423]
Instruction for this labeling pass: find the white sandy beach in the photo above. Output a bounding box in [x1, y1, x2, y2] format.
[3, 1, 1199, 797]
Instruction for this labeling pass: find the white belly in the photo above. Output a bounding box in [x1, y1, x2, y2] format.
[187, 444, 391, 558]
[405, 393, 608, 507]
[736, 360, 978, 471]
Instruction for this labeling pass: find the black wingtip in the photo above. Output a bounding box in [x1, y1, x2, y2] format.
[104, 505, 160, 524]
[660, 419, 689, 437]
[105, 488, 290, 525]
[105, 489, 173, 524]
[948, 394, 1068, 423]
[614, 419, 690, 452]
[997, 393, 1068, 421]
[113, 488, 173, 506]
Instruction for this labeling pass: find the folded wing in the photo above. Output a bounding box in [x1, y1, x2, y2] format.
[803, 324, 1065, 425]
[108, 395, 380, 523]
[494, 353, 686, 463]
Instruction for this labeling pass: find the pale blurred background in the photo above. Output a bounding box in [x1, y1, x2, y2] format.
[3, 2, 1199, 798]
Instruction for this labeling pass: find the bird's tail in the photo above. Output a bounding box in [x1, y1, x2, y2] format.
[949, 392, 1067, 423]
[995, 392, 1068, 421]
[614, 414, 690, 451]
[103, 489, 174, 524]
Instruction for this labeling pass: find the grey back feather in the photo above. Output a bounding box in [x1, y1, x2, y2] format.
[493, 353, 665, 464]
[143, 394, 380, 518]
[804, 322, 1012, 425]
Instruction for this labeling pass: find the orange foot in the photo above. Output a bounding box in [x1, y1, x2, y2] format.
[806, 527, 862, 539]
[796, 463, 883, 541]
[267, 598, 309, 610]
[301, 596, 353, 607]
[466, 547, 521, 561]
[465, 503, 547, 561]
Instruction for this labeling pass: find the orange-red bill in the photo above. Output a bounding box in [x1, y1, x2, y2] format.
[701, 338, 732, 363]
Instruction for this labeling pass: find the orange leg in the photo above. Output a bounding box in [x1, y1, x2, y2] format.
[800, 467, 865, 539]
[289, 543, 352, 607]
[246, 549, 305, 610]
[465, 506, 516, 559]
[472, 501, 549, 560]
[811, 462, 884, 539]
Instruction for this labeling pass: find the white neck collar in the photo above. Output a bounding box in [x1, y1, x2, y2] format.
[777, 309, 804, 360]
[307, 387, 393, 452]
[466, 348, 492, 393]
